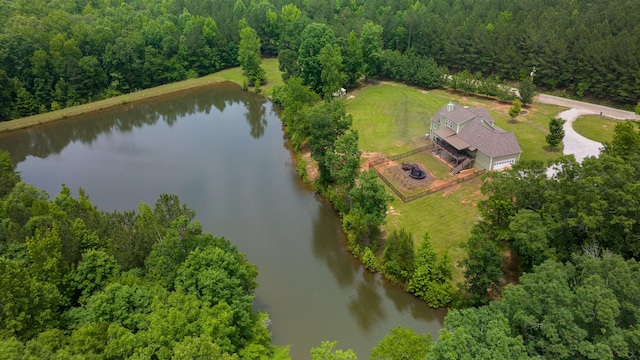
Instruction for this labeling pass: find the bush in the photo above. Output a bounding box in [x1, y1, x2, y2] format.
[381, 229, 415, 284]
[362, 247, 378, 272]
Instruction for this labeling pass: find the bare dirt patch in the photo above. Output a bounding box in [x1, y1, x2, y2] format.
[376, 160, 437, 193]
[387, 205, 401, 216]
[300, 151, 319, 181]
[442, 184, 461, 197]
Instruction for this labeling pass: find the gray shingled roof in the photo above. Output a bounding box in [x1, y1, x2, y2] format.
[433, 104, 477, 124]
[434, 103, 522, 157]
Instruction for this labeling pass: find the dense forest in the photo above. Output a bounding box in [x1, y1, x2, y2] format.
[1, 0, 639, 121]
[0, 150, 286, 358]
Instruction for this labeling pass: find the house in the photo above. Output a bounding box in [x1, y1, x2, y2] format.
[430, 102, 522, 173]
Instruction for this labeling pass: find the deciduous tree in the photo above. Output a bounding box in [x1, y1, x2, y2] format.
[370, 326, 431, 360]
[0, 149, 20, 198]
[311, 341, 357, 360]
[340, 31, 362, 88]
[459, 223, 505, 306]
[360, 21, 383, 81]
[319, 43, 344, 100]
[298, 23, 336, 94]
[238, 25, 265, 86]
[518, 79, 536, 107]
[346, 169, 392, 242]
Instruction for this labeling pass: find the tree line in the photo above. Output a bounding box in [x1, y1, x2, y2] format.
[3, 0, 639, 121]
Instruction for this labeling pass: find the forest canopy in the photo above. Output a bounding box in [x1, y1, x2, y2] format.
[0, 149, 278, 358]
[1, 0, 639, 121]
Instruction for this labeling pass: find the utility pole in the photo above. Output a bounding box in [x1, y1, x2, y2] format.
[530, 66, 536, 82]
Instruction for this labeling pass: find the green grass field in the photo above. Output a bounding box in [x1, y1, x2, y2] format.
[384, 177, 484, 283]
[0, 58, 283, 133]
[346, 83, 450, 155]
[572, 114, 630, 143]
[489, 102, 568, 163]
[346, 83, 566, 282]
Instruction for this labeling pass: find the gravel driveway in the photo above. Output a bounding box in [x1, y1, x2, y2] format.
[536, 94, 640, 163]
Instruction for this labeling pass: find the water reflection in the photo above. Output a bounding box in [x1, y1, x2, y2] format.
[382, 280, 447, 324]
[348, 276, 387, 333]
[244, 95, 268, 139]
[0, 82, 268, 164]
[311, 200, 356, 288]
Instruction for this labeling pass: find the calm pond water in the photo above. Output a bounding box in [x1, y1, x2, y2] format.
[0, 82, 445, 358]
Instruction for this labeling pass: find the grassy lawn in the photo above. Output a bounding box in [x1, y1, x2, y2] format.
[0, 58, 282, 133]
[347, 83, 567, 282]
[573, 114, 630, 143]
[346, 83, 451, 155]
[385, 177, 484, 283]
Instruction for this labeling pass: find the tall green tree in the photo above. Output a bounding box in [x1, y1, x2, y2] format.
[360, 21, 383, 81]
[71, 250, 120, 304]
[340, 31, 363, 88]
[174, 244, 258, 349]
[0, 70, 14, 121]
[518, 79, 536, 107]
[25, 224, 69, 292]
[319, 43, 344, 100]
[459, 223, 505, 306]
[382, 228, 415, 284]
[501, 254, 640, 359]
[603, 121, 640, 160]
[0, 258, 63, 340]
[298, 23, 336, 94]
[509, 209, 553, 274]
[307, 101, 352, 185]
[408, 233, 455, 308]
[430, 306, 528, 359]
[345, 169, 392, 243]
[546, 117, 566, 149]
[238, 24, 265, 86]
[326, 130, 361, 189]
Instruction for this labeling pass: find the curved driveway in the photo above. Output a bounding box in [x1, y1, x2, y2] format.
[536, 94, 640, 163]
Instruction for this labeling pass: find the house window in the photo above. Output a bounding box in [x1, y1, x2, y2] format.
[445, 119, 453, 129]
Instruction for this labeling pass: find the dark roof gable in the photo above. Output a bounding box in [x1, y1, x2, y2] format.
[433, 103, 521, 157]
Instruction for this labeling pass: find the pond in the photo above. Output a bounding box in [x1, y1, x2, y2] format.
[0, 82, 445, 358]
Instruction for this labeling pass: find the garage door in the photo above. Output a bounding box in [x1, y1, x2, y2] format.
[493, 158, 516, 171]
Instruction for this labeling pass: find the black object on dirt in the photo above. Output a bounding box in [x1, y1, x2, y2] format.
[409, 164, 427, 179]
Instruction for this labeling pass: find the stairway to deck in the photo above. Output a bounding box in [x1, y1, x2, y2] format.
[451, 157, 473, 175]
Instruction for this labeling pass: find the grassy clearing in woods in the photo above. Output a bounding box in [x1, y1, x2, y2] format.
[346, 83, 565, 283]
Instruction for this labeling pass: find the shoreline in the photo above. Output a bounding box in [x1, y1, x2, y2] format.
[0, 76, 233, 134]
